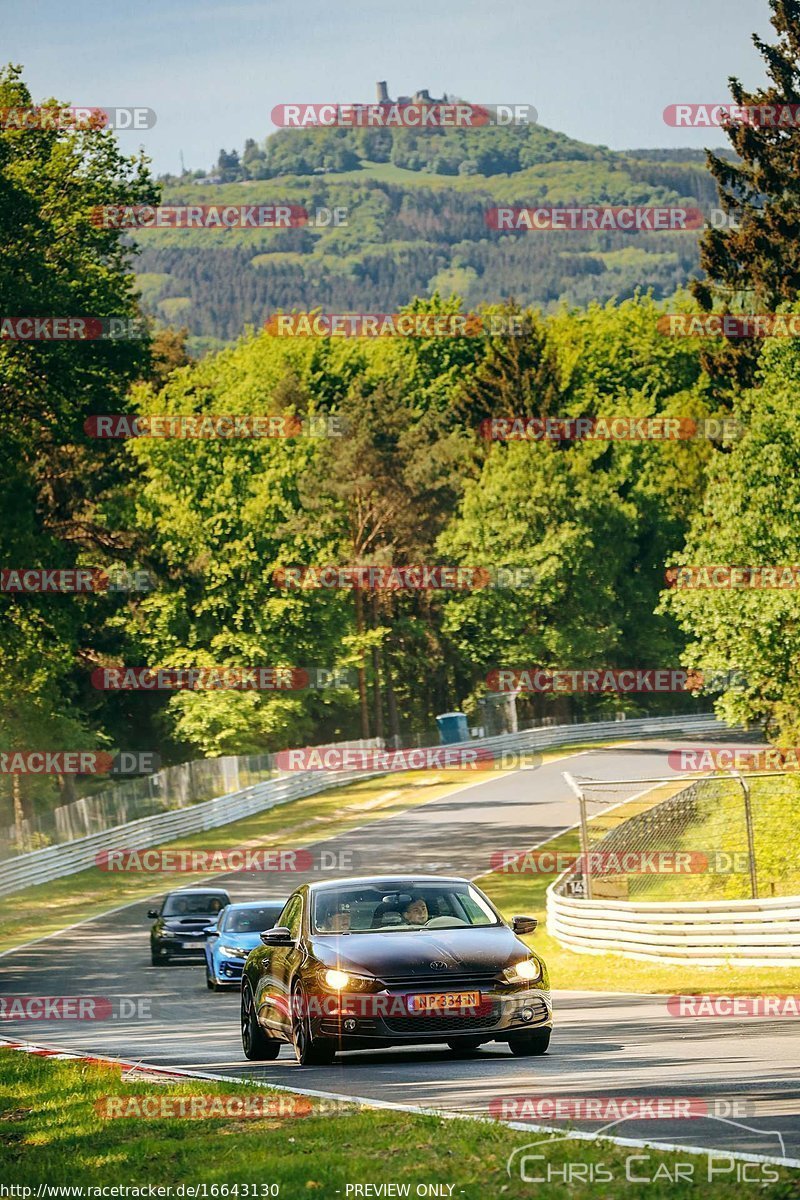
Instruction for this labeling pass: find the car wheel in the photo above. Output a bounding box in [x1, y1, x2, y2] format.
[206, 973, 217, 991]
[291, 983, 336, 1066]
[508, 1028, 551, 1056]
[151, 946, 168, 966]
[241, 982, 281, 1061]
[446, 1038, 483, 1055]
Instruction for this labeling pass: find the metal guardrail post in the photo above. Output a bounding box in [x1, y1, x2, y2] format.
[564, 771, 592, 900]
[732, 769, 758, 900]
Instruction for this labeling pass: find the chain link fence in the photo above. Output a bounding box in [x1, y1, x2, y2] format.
[559, 767, 800, 902]
[0, 741, 380, 859]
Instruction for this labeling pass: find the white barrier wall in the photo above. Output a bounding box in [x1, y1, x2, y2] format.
[547, 887, 800, 967]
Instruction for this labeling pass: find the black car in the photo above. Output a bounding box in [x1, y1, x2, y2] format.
[148, 888, 232, 965]
[240, 875, 551, 1065]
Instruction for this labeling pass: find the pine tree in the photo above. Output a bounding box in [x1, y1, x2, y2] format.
[692, 0, 800, 384]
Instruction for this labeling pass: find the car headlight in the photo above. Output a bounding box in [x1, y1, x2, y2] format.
[321, 968, 378, 992]
[160, 930, 177, 938]
[220, 944, 248, 959]
[503, 957, 542, 985]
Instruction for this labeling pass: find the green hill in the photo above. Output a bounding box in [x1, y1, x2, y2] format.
[135, 120, 727, 351]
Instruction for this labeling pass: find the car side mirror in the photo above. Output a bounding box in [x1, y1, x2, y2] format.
[512, 915, 538, 935]
[261, 926, 293, 945]
[147, 909, 159, 919]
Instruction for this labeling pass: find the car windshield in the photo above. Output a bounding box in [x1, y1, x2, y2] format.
[225, 905, 284, 933]
[162, 893, 227, 917]
[312, 881, 500, 933]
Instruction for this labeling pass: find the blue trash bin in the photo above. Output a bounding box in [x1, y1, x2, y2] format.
[435, 712, 470, 744]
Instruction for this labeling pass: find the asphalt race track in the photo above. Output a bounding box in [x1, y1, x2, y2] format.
[1, 739, 798, 1164]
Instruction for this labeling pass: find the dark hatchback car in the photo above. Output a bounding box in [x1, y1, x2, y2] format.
[148, 888, 231, 965]
[241, 875, 551, 1065]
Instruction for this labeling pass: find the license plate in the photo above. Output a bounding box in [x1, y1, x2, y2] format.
[407, 991, 481, 1013]
[181, 941, 201, 949]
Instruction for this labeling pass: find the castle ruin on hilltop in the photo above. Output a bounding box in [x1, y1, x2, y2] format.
[376, 82, 449, 105]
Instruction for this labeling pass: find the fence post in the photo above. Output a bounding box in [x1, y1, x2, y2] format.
[564, 771, 592, 899]
[731, 770, 758, 900]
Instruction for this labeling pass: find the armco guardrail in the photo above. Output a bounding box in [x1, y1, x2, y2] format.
[0, 712, 725, 897]
[547, 888, 800, 967]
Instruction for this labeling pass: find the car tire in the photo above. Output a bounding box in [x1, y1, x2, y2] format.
[508, 1028, 551, 1056]
[151, 946, 168, 966]
[206, 974, 217, 991]
[446, 1038, 483, 1055]
[291, 983, 336, 1066]
[241, 982, 281, 1061]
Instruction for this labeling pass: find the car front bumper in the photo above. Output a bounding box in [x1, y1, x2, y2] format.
[211, 957, 247, 984]
[310, 988, 552, 1045]
[154, 937, 209, 958]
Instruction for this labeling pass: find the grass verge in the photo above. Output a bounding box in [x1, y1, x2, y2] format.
[0, 1050, 793, 1197]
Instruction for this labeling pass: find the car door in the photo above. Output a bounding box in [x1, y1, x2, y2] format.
[256, 892, 304, 1036]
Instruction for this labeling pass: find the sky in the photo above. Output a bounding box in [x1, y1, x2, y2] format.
[5, 0, 776, 176]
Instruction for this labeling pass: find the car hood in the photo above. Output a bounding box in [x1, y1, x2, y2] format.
[311, 925, 531, 978]
[159, 916, 216, 931]
[218, 932, 261, 949]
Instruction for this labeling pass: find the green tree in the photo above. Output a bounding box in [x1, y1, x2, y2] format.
[662, 328, 800, 740]
[692, 0, 800, 384]
[0, 64, 158, 834]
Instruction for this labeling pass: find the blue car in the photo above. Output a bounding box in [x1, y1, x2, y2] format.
[204, 900, 287, 991]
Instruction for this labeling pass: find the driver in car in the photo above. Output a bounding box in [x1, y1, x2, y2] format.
[320, 905, 351, 933]
[400, 896, 429, 925]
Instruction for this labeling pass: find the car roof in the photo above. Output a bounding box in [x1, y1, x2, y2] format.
[309, 875, 470, 892]
[224, 899, 287, 909]
[165, 888, 231, 897]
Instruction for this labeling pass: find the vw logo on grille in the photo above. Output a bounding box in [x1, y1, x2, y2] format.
[429, 961, 449, 970]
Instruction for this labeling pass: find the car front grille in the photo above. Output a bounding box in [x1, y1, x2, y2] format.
[382, 972, 499, 990]
[384, 1002, 501, 1034]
